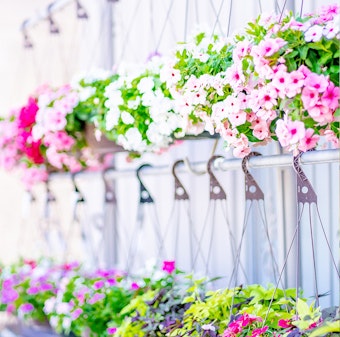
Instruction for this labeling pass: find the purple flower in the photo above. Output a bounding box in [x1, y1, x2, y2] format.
[93, 280, 105, 290]
[88, 293, 105, 305]
[1, 288, 19, 303]
[27, 286, 40, 295]
[107, 327, 117, 335]
[71, 308, 83, 320]
[19, 303, 34, 313]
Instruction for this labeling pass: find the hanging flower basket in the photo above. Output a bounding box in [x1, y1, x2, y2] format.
[85, 123, 124, 154]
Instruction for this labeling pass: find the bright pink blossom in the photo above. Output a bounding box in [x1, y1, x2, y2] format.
[107, 327, 117, 335]
[162, 260, 175, 274]
[18, 97, 38, 128]
[321, 83, 340, 110]
[278, 318, 293, 328]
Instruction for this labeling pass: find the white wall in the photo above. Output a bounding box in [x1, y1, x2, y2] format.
[0, 0, 338, 308]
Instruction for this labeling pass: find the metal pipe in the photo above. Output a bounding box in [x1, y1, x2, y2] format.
[103, 149, 339, 180]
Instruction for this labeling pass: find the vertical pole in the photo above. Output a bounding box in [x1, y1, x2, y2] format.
[102, 0, 118, 268]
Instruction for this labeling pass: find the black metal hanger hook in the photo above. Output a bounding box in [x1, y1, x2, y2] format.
[172, 160, 189, 201]
[136, 164, 154, 204]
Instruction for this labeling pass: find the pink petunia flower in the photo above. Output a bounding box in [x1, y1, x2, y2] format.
[162, 260, 175, 274]
[308, 104, 334, 125]
[71, 308, 83, 320]
[301, 87, 320, 109]
[321, 82, 340, 110]
[107, 327, 117, 335]
[304, 73, 329, 93]
[298, 128, 320, 152]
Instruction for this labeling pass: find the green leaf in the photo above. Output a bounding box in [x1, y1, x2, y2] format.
[309, 321, 340, 337]
[298, 45, 309, 60]
[318, 52, 333, 66]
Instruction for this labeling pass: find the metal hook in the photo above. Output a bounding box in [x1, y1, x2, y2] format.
[172, 160, 189, 201]
[293, 151, 317, 204]
[207, 155, 226, 200]
[71, 172, 85, 203]
[183, 157, 206, 176]
[103, 166, 116, 204]
[136, 164, 154, 204]
[242, 152, 264, 201]
[46, 175, 56, 203]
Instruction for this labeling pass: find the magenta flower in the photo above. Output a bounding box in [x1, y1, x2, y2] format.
[162, 260, 175, 274]
[19, 303, 34, 313]
[71, 308, 83, 320]
[107, 327, 117, 335]
[93, 280, 105, 290]
[130, 282, 140, 290]
[88, 292, 105, 305]
[251, 326, 268, 336]
[1, 288, 19, 303]
[321, 83, 340, 110]
[278, 318, 292, 328]
[17, 97, 38, 129]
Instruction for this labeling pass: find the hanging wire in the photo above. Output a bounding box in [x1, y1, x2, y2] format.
[117, 1, 143, 63]
[226, 0, 233, 37]
[279, 0, 289, 22]
[184, 0, 190, 42]
[300, 0, 304, 16]
[258, 0, 263, 15]
[85, 4, 113, 71]
[194, 0, 199, 26]
[155, 0, 176, 52]
[210, 0, 226, 37]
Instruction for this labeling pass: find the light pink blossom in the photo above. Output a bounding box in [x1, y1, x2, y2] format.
[304, 73, 329, 93]
[304, 25, 323, 42]
[298, 128, 320, 152]
[301, 87, 320, 109]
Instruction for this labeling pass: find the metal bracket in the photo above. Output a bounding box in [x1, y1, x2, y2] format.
[207, 155, 226, 200]
[172, 160, 189, 201]
[71, 172, 85, 203]
[137, 164, 154, 204]
[242, 152, 264, 201]
[293, 152, 317, 205]
[103, 166, 116, 204]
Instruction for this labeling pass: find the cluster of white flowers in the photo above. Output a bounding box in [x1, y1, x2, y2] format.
[103, 56, 183, 154]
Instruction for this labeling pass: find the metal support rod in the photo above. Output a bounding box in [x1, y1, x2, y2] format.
[20, 0, 74, 31]
[103, 149, 339, 180]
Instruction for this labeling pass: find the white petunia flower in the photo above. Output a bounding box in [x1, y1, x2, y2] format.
[121, 111, 134, 125]
[105, 107, 121, 130]
[137, 77, 155, 93]
[127, 96, 141, 109]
